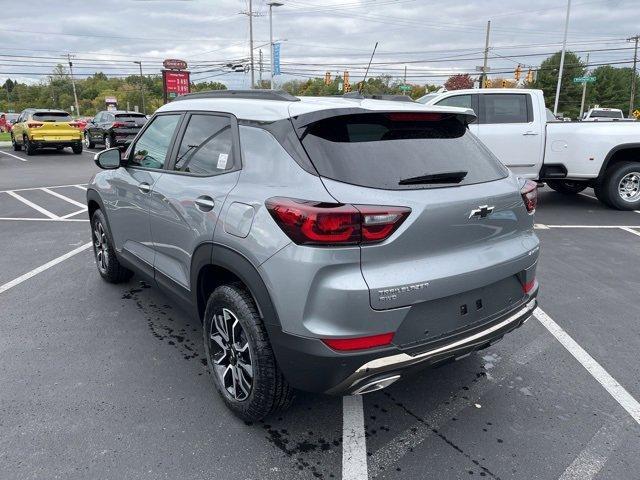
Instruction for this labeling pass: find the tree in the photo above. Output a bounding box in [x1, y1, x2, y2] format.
[585, 65, 639, 113]
[444, 74, 473, 90]
[531, 51, 585, 118]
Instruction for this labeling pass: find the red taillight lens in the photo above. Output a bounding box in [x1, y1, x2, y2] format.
[27, 122, 43, 128]
[322, 332, 394, 351]
[520, 179, 538, 214]
[522, 278, 537, 294]
[265, 197, 410, 246]
[69, 122, 81, 129]
[386, 112, 449, 122]
[112, 122, 125, 128]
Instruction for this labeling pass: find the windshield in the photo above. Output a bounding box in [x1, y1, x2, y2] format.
[300, 112, 507, 190]
[415, 93, 440, 104]
[33, 112, 72, 122]
[590, 110, 623, 118]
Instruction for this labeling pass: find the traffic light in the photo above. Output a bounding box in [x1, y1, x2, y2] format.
[343, 71, 350, 92]
[526, 69, 533, 83]
[324, 71, 331, 85]
[501, 79, 507, 88]
[514, 64, 522, 81]
[483, 79, 490, 88]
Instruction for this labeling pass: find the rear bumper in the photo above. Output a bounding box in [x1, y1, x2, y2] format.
[30, 140, 82, 148]
[268, 296, 537, 395]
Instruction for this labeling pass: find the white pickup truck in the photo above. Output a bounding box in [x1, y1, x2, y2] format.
[421, 88, 640, 210]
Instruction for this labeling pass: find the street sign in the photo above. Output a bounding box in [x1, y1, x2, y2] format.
[573, 76, 596, 83]
[273, 43, 281, 75]
[633, 109, 640, 119]
[475, 66, 490, 72]
[163, 59, 188, 70]
[399, 85, 411, 92]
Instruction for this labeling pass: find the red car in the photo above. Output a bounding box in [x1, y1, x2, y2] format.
[0, 112, 20, 133]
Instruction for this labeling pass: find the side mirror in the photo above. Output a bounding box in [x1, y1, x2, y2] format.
[94, 147, 121, 169]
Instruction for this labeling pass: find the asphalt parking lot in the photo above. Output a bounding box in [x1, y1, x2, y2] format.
[1, 146, 639, 480]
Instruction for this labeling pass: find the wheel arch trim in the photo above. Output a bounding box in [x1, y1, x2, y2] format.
[598, 143, 640, 179]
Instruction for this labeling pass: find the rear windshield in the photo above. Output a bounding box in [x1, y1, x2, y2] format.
[115, 114, 147, 125]
[33, 112, 72, 122]
[590, 110, 622, 118]
[300, 113, 508, 190]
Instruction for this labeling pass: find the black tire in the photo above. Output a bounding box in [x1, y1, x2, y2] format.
[72, 143, 83, 154]
[593, 180, 612, 207]
[90, 209, 133, 283]
[601, 161, 640, 210]
[203, 284, 294, 421]
[11, 133, 21, 151]
[24, 136, 36, 156]
[84, 133, 95, 149]
[104, 135, 113, 149]
[546, 180, 588, 195]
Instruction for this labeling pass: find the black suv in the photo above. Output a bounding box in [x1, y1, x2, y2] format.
[84, 110, 147, 149]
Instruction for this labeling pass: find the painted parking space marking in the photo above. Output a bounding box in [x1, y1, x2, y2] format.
[7, 191, 58, 219]
[558, 419, 628, 480]
[535, 225, 640, 229]
[40, 187, 86, 209]
[577, 191, 639, 213]
[535, 308, 640, 425]
[0, 149, 27, 162]
[342, 395, 368, 480]
[620, 226, 640, 238]
[0, 183, 88, 194]
[0, 242, 93, 295]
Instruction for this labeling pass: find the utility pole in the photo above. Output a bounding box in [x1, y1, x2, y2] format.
[403, 65, 407, 85]
[481, 21, 491, 88]
[553, 0, 572, 115]
[67, 54, 80, 116]
[258, 49, 263, 87]
[249, 0, 255, 89]
[268, 2, 283, 90]
[628, 34, 639, 118]
[133, 61, 145, 114]
[579, 52, 589, 119]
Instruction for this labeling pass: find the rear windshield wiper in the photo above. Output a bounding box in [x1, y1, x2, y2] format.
[398, 171, 468, 185]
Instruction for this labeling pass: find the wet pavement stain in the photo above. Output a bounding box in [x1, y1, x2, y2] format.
[261, 419, 341, 479]
[121, 281, 204, 363]
[380, 388, 502, 479]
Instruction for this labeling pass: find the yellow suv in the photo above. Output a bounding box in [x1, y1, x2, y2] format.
[11, 109, 83, 155]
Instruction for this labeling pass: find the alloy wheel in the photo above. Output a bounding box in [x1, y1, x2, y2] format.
[92, 220, 109, 274]
[208, 308, 254, 401]
[618, 172, 640, 203]
[84, 134, 90, 148]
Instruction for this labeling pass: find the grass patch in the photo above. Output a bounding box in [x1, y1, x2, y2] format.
[0, 132, 10, 141]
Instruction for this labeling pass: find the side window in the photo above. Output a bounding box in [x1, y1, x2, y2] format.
[128, 114, 181, 169]
[436, 94, 472, 109]
[481, 94, 530, 124]
[172, 114, 234, 176]
[94, 112, 102, 123]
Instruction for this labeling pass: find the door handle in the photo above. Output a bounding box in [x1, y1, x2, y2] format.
[195, 196, 215, 212]
[138, 182, 151, 194]
[522, 131, 539, 136]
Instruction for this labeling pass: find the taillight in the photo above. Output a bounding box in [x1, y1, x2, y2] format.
[69, 122, 81, 129]
[27, 122, 43, 128]
[520, 179, 538, 214]
[522, 278, 537, 295]
[112, 122, 125, 128]
[322, 332, 394, 351]
[265, 197, 410, 246]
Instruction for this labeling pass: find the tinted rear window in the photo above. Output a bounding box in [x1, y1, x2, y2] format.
[590, 110, 622, 118]
[33, 112, 72, 122]
[115, 114, 147, 125]
[300, 113, 507, 190]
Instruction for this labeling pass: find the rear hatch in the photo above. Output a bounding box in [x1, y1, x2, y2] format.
[296, 110, 538, 343]
[113, 113, 147, 142]
[31, 111, 79, 141]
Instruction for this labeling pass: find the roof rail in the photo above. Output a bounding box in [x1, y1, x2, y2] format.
[173, 89, 300, 102]
[342, 92, 415, 102]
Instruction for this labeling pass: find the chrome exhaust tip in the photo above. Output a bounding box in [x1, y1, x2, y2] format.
[352, 375, 401, 395]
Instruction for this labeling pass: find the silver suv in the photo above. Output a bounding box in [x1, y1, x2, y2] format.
[88, 90, 540, 421]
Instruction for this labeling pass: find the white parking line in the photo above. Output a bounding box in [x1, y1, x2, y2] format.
[60, 209, 87, 219]
[0, 149, 27, 162]
[620, 226, 640, 238]
[342, 395, 368, 480]
[535, 308, 640, 425]
[0, 183, 88, 193]
[0, 217, 87, 222]
[558, 419, 628, 480]
[0, 242, 92, 295]
[7, 191, 58, 219]
[536, 225, 640, 229]
[40, 187, 86, 209]
[74, 184, 88, 191]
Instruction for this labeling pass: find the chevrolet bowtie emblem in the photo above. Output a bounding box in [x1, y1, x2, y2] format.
[469, 205, 495, 219]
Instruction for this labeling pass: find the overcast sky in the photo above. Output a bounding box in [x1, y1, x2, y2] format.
[1, 0, 638, 88]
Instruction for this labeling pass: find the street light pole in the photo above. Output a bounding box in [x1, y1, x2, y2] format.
[628, 34, 639, 118]
[579, 52, 589, 119]
[268, 2, 283, 90]
[553, 0, 572, 115]
[481, 20, 491, 88]
[67, 54, 80, 116]
[133, 61, 145, 114]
